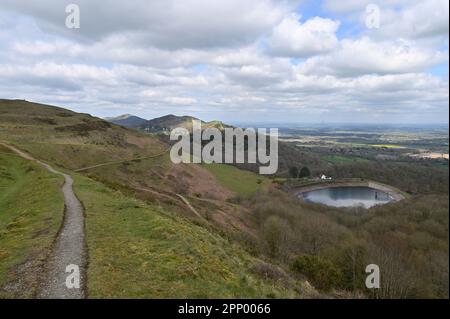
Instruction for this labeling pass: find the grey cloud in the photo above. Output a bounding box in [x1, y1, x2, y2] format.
[0, 0, 294, 50]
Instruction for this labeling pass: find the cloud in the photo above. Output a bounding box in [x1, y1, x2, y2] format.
[164, 97, 198, 105]
[298, 37, 448, 76]
[371, 0, 449, 40]
[324, 0, 449, 40]
[268, 14, 340, 57]
[0, 0, 295, 49]
[0, 0, 448, 123]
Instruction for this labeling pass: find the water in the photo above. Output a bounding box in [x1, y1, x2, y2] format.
[300, 186, 393, 208]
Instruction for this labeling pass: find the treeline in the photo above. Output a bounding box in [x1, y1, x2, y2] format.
[240, 190, 449, 298]
[234, 141, 328, 177]
[174, 132, 329, 177]
[228, 139, 448, 195]
[325, 161, 448, 194]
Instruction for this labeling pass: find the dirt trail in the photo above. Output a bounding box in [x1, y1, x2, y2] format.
[132, 183, 205, 221]
[176, 194, 205, 220]
[0, 142, 86, 299]
[74, 147, 170, 172]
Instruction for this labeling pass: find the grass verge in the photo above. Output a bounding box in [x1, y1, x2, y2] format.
[0, 151, 64, 298]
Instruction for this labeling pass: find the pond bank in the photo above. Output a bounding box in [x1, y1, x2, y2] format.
[290, 179, 406, 202]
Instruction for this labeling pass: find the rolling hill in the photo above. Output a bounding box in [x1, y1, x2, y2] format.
[105, 113, 231, 132]
[0, 99, 310, 298]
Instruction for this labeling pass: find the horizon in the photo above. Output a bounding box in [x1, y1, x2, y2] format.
[3, 98, 450, 128]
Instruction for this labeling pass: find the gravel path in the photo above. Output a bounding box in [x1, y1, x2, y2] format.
[1, 142, 86, 299]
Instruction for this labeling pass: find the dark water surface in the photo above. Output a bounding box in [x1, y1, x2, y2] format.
[300, 186, 393, 208]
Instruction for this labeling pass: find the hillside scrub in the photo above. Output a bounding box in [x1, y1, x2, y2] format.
[325, 162, 448, 194]
[246, 190, 449, 298]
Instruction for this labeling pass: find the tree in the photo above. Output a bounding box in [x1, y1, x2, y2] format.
[261, 216, 292, 259]
[289, 166, 299, 179]
[299, 166, 311, 178]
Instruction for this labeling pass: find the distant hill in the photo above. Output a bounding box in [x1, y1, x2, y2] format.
[105, 114, 147, 128]
[105, 113, 230, 132]
[140, 114, 197, 132]
[141, 114, 231, 132]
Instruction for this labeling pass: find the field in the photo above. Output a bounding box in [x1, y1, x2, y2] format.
[277, 125, 448, 176]
[324, 155, 370, 164]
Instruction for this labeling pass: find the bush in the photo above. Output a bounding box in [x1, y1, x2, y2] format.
[299, 166, 311, 178]
[250, 262, 293, 288]
[292, 254, 342, 291]
[261, 216, 292, 259]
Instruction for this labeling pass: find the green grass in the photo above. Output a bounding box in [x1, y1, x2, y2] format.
[0, 150, 64, 297]
[203, 163, 269, 198]
[324, 155, 370, 164]
[73, 174, 295, 298]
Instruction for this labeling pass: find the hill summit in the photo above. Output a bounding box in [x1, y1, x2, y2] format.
[105, 114, 147, 128]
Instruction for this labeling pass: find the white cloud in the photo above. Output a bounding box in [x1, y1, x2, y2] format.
[298, 37, 448, 76]
[164, 97, 198, 105]
[268, 14, 340, 57]
[371, 0, 449, 39]
[324, 0, 449, 40]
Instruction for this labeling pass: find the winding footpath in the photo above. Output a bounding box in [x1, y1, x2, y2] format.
[0, 142, 86, 299]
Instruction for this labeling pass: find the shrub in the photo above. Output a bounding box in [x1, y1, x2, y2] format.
[250, 261, 293, 288]
[299, 166, 311, 178]
[261, 216, 292, 259]
[292, 254, 342, 291]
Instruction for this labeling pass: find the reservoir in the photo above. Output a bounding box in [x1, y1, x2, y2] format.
[300, 186, 393, 208]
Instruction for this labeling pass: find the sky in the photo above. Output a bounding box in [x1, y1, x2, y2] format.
[0, 0, 448, 124]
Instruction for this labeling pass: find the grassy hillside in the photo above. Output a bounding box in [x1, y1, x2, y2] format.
[0, 100, 232, 202]
[0, 99, 167, 170]
[0, 100, 309, 298]
[73, 173, 300, 298]
[203, 163, 270, 198]
[0, 146, 64, 298]
[0, 99, 250, 230]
